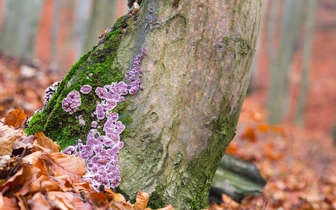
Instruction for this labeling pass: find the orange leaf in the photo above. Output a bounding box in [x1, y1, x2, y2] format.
[240, 127, 256, 142]
[257, 124, 271, 132]
[104, 188, 127, 202]
[271, 125, 286, 137]
[250, 111, 263, 122]
[0, 164, 38, 196]
[263, 143, 284, 161]
[39, 153, 86, 183]
[4, 108, 26, 128]
[226, 142, 239, 155]
[87, 192, 108, 207]
[73, 197, 93, 210]
[134, 190, 149, 209]
[19, 175, 62, 196]
[34, 132, 60, 152]
[0, 193, 19, 210]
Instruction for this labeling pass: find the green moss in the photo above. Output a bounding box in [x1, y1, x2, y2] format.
[148, 185, 168, 209]
[25, 15, 136, 150]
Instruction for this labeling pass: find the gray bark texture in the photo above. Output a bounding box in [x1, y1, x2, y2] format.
[0, 0, 44, 60]
[26, 0, 263, 209]
[267, 0, 304, 124]
[294, 0, 317, 126]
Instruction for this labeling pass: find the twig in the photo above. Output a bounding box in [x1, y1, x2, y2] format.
[7, 147, 27, 178]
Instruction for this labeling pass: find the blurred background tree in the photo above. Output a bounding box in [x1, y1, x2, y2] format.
[0, 0, 127, 73]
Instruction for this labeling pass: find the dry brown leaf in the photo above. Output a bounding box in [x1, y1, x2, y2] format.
[4, 108, 26, 128]
[39, 153, 85, 183]
[87, 192, 108, 208]
[22, 151, 42, 165]
[45, 191, 76, 210]
[0, 164, 38, 196]
[105, 188, 126, 202]
[28, 193, 54, 210]
[34, 132, 60, 152]
[73, 197, 93, 210]
[240, 127, 257, 142]
[0, 155, 11, 170]
[16, 193, 29, 210]
[134, 190, 149, 210]
[263, 143, 284, 161]
[73, 182, 93, 192]
[0, 125, 22, 156]
[0, 193, 19, 210]
[257, 124, 271, 132]
[19, 175, 62, 196]
[110, 201, 133, 210]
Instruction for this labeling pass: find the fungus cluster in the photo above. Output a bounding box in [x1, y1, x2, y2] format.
[62, 48, 146, 190]
[61, 90, 81, 114]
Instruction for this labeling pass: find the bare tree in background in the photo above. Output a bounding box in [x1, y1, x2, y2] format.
[267, 0, 304, 124]
[0, 0, 44, 60]
[294, 0, 318, 126]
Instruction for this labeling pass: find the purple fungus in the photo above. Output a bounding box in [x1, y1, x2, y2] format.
[80, 85, 92, 94]
[62, 48, 147, 190]
[62, 90, 81, 114]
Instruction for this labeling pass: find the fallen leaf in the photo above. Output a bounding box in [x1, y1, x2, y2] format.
[39, 153, 85, 183]
[73, 197, 93, 210]
[263, 143, 284, 161]
[34, 132, 60, 152]
[0, 193, 19, 210]
[257, 124, 271, 132]
[28, 193, 53, 210]
[4, 108, 26, 128]
[134, 190, 149, 210]
[16, 193, 29, 210]
[240, 127, 257, 142]
[45, 191, 76, 210]
[19, 175, 62, 196]
[226, 142, 239, 155]
[0, 164, 38, 196]
[0, 125, 22, 156]
[87, 192, 108, 208]
[250, 111, 263, 122]
[104, 188, 126, 202]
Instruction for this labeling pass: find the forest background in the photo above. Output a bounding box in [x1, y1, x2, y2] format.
[0, 0, 335, 209]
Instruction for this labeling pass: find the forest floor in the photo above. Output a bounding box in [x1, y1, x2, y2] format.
[1, 48, 336, 210]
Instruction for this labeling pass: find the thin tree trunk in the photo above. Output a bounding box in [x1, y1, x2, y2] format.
[267, 0, 304, 124]
[294, 0, 318, 126]
[27, 0, 263, 208]
[83, 0, 117, 53]
[74, 0, 92, 59]
[0, 0, 44, 60]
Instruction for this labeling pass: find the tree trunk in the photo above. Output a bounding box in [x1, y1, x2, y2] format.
[26, 0, 263, 209]
[83, 0, 118, 53]
[267, 0, 304, 124]
[0, 0, 44, 60]
[294, 0, 318, 126]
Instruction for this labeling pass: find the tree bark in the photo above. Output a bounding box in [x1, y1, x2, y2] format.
[0, 0, 44, 60]
[294, 0, 317, 126]
[267, 0, 304, 124]
[26, 0, 263, 209]
[83, 0, 118, 53]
